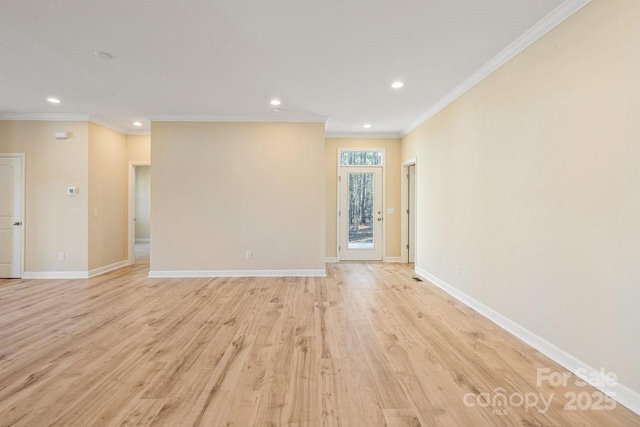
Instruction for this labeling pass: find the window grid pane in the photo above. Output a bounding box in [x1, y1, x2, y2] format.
[340, 151, 382, 166]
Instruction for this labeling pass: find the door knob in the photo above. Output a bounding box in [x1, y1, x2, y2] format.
[377, 217, 383, 221]
[13, 221, 22, 226]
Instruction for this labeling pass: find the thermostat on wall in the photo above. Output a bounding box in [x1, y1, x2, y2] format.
[67, 187, 79, 196]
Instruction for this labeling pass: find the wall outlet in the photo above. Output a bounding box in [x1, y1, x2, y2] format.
[93, 208, 99, 217]
[245, 250, 252, 260]
[58, 252, 65, 261]
[456, 265, 461, 276]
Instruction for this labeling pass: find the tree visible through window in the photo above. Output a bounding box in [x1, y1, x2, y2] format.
[340, 151, 382, 166]
[348, 172, 374, 249]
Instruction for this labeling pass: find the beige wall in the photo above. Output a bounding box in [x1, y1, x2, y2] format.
[134, 165, 151, 239]
[126, 134, 151, 163]
[150, 122, 325, 272]
[403, 0, 640, 394]
[400, 131, 418, 164]
[325, 138, 401, 259]
[0, 121, 89, 272]
[88, 123, 127, 271]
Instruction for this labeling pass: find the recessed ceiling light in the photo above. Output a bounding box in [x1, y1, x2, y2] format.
[391, 81, 404, 89]
[363, 123, 372, 128]
[133, 121, 142, 127]
[47, 97, 61, 104]
[270, 99, 281, 106]
[94, 51, 114, 59]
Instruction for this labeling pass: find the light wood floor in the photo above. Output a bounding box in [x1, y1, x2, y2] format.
[0, 263, 637, 426]
[135, 242, 150, 265]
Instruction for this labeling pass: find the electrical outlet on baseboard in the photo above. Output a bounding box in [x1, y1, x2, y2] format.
[245, 250, 252, 260]
[58, 252, 65, 261]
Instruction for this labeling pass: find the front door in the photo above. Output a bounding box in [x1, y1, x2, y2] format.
[339, 167, 383, 261]
[0, 155, 24, 278]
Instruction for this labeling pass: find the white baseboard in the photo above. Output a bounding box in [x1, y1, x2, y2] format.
[323, 257, 402, 263]
[23, 260, 129, 280]
[23, 271, 89, 279]
[88, 260, 128, 278]
[414, 267, 640, 416]
[148, 269, 327, 278]
[135, 238, 150, 243]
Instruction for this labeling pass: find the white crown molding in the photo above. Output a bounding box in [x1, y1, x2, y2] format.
[147, 114, 328, 124]
[88, 260, 127, 278]
[0, 113, 90, 122]
[124, 129, 151, 136]
[401, 0, 592, 137]
[414, 266, 640, 416]
[325, 132, 402, 139]
[148, 269, 326, 278]
[0, 113, 147, 136]
[1, 0, 591, 140]
[89, 115, 127, 134]
[23, 271, 89, 279]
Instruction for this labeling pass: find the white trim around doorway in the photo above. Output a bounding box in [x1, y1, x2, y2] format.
[336, 148, 386, 262]
[128, 161, 151, 266]
[401, 158, 417, 264]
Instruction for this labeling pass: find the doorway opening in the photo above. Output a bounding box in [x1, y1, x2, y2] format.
[128, 162, 151, 266]
[337, 149, 385, 261]
[401, 159, 417, 264]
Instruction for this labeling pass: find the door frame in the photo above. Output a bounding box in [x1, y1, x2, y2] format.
[336, 148, 386, 262]
[401, 158, 417, 264]
[0, 153, 25, 278]
[127, 161, 151, 266]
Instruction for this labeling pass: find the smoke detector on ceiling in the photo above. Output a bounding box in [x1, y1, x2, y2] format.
[94, 51, 114, 59]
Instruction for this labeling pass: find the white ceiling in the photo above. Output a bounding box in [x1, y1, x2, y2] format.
[0, 0, 566, 136]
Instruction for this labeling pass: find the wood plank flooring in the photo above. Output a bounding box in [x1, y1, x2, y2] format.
[0, 263, 638, 426]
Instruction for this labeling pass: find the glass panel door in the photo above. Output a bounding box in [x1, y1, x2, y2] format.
[339, 167, 383, 261]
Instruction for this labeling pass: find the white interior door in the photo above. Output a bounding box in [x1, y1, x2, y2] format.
[339, 167, 383, 261]
[0, 155, 24, 278]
